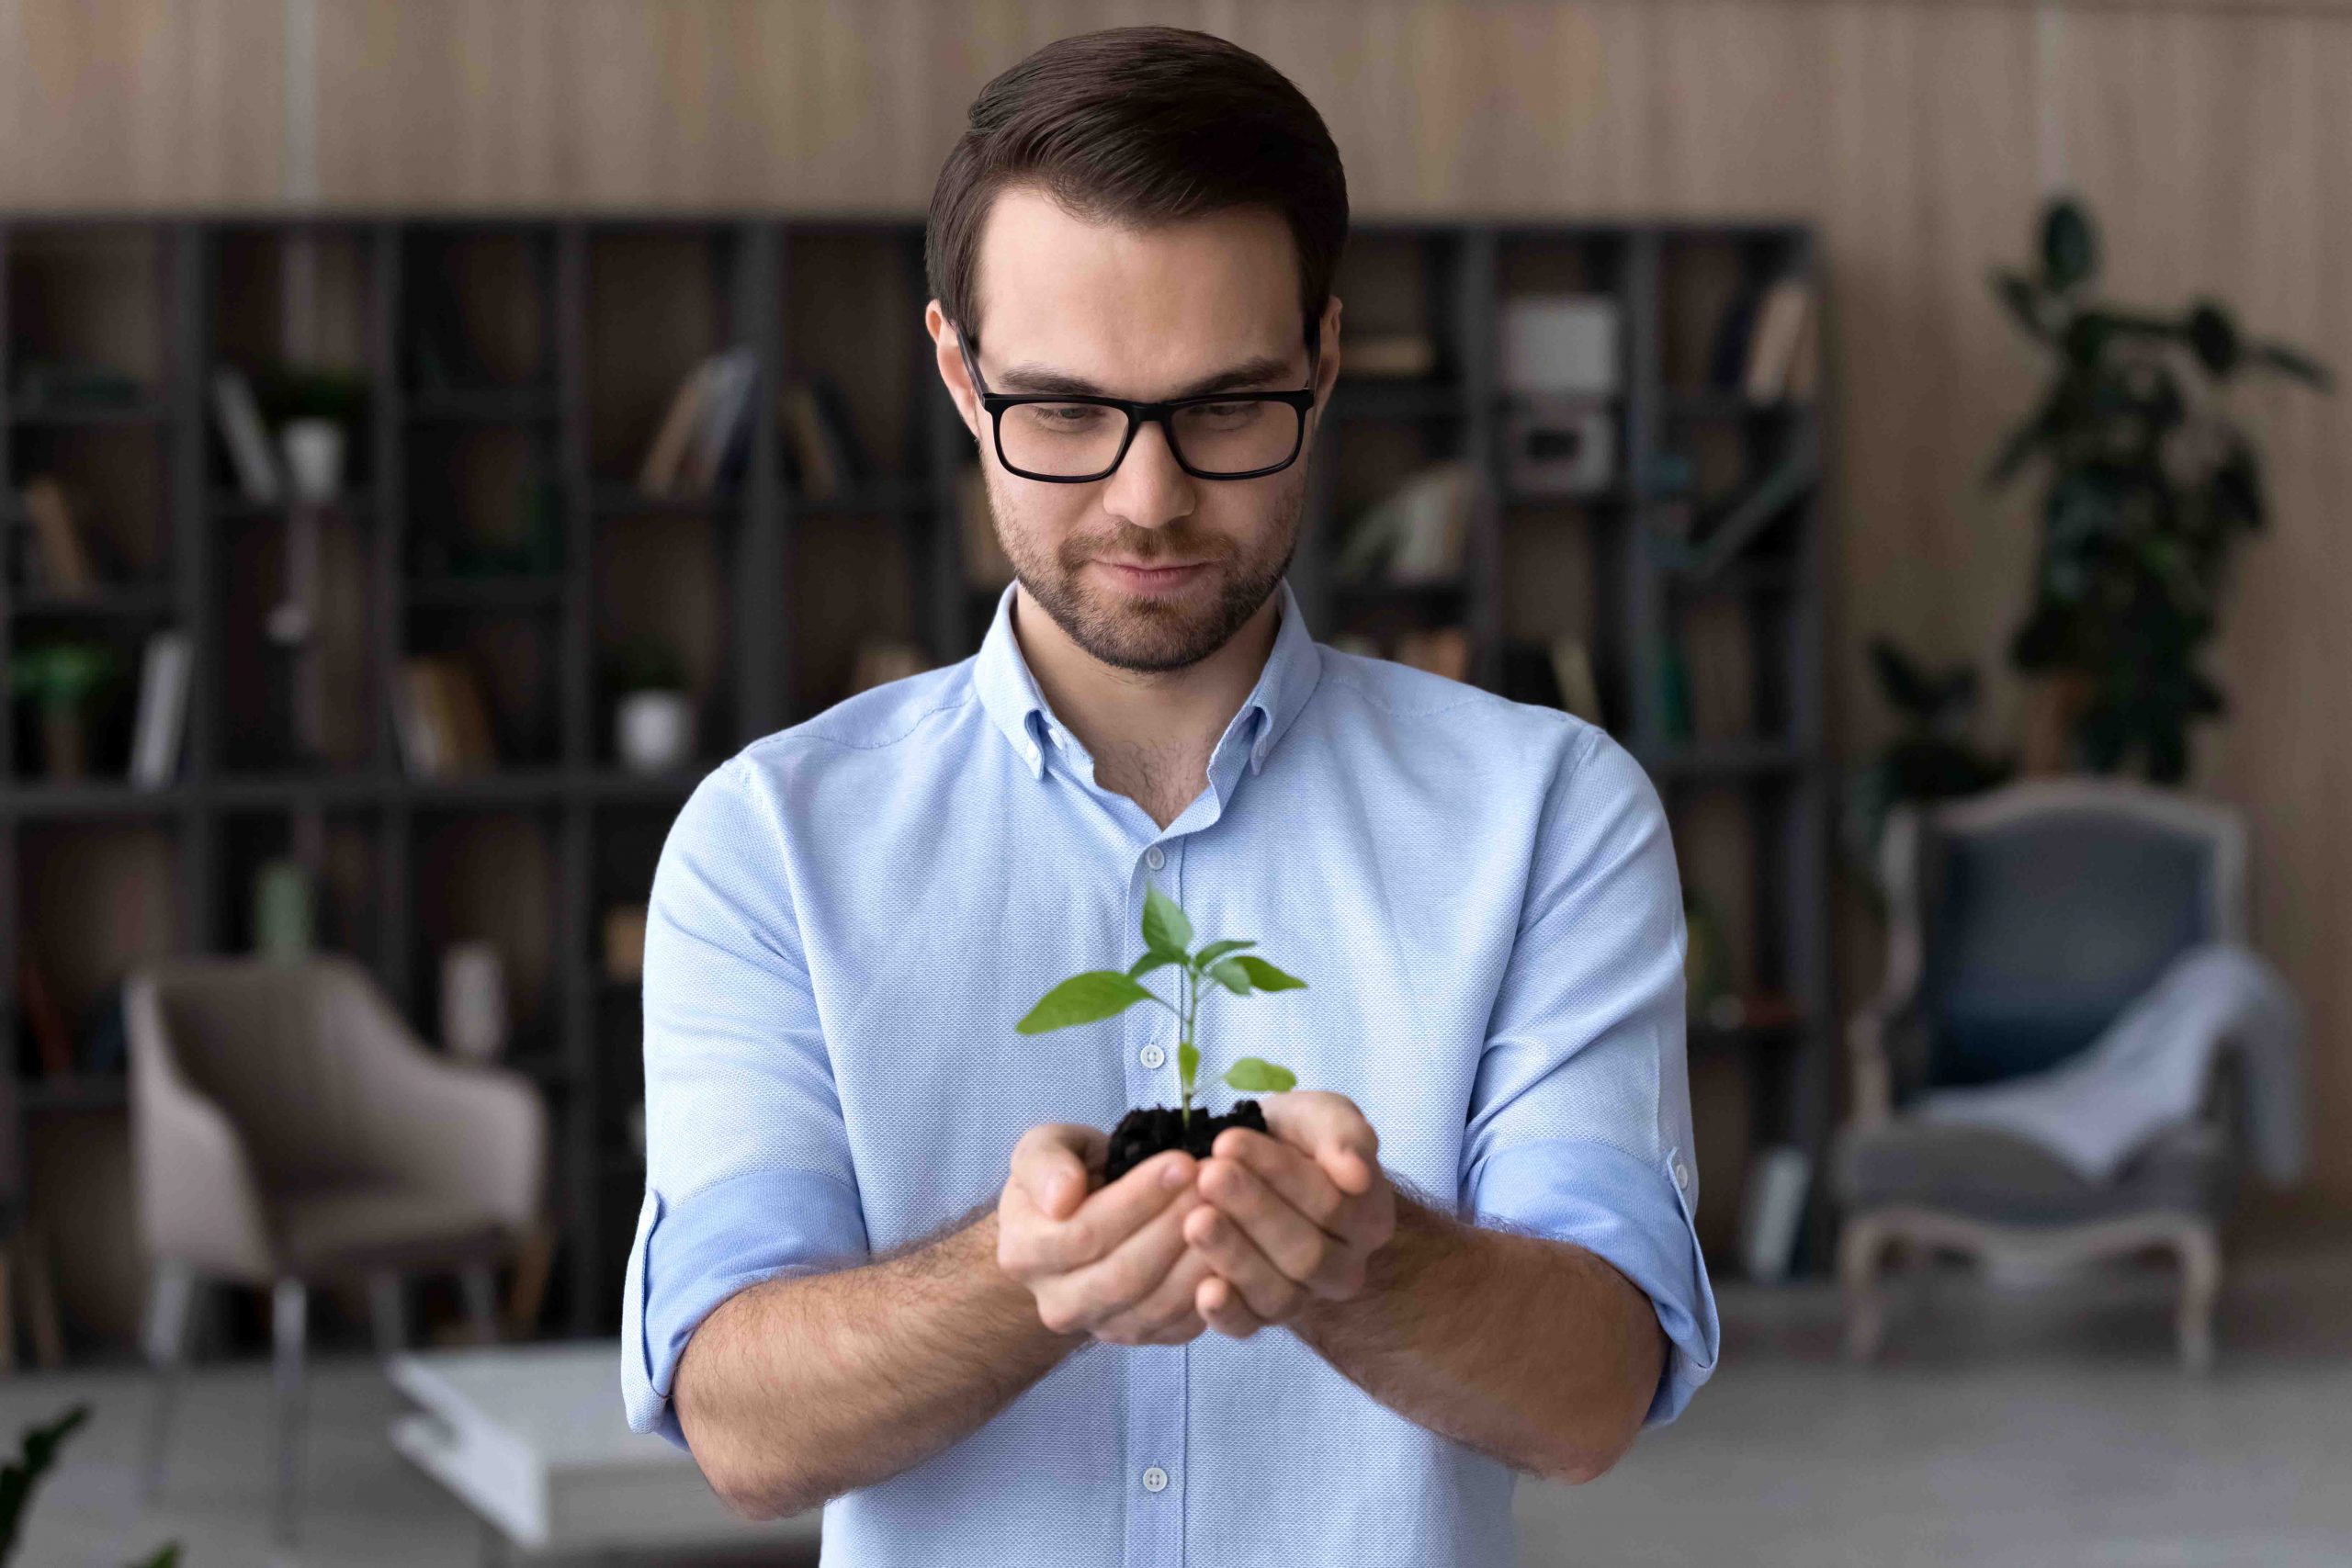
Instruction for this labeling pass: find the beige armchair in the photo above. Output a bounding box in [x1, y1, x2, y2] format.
[127, 953, 548, 1544]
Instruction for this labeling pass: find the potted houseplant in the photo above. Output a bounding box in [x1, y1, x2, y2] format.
[605, 637, 695, 774]
[1018, 885, 1305, 1185]
[1840, 637, 2012, 901]
[1987, 194, 2333, 782]
[0, 1404, 178, 1566]
[9, 639, 120, 781]
[255, 368, 368, 502]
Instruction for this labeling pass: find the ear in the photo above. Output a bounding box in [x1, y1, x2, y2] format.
[926, 300, 983, 445]
[1307, 295, 1344, 435]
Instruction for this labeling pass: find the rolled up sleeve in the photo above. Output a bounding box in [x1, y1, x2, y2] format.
[621, 753, 871, 1450]
[1458, 725, 1721, 1427]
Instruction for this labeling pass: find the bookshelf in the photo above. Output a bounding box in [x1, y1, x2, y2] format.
[1, 213, 1831, 1354]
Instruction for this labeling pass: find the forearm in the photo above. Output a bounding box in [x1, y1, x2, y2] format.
[1289, 1186, 1665, 1483]
[673, 1204, 1089, 1518]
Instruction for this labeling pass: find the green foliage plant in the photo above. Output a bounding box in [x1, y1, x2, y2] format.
[1016, 884, 1305, 1134]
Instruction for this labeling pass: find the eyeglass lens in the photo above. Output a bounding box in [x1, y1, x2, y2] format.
[998, 398, 1301, 479]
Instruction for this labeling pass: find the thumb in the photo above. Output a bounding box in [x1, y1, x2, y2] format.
[1013, 1123, 1104, 1219]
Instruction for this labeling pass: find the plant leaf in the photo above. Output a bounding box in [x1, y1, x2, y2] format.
[1991, 268, 2050, 343]
[2041, 197, 2097, 291]
[1223, 1057, 1298, 1094]
[1015, 971, 1153, 1033]
[1140, 884, 1193, 961]
[2187, 301, 2240, 378]
[1178, 1040, 1199, 1088]
[1191, 938, 1258, 970]
[2252, 341, 2335, 391]
[1127, 951, 1180, 980]
[1230, 955, 1307, 992]
[1204, 956, 1255, 996]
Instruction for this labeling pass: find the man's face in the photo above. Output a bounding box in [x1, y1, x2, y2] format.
[932, 186, 1341, 676]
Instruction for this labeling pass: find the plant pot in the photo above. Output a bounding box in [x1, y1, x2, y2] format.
[279, 418, 346, 503]
[1102, 1099, 1269, 1187]
[616, 689, 695, 773]
[2019, 670, 2095, 775]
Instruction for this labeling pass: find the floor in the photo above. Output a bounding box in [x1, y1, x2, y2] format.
[3, 1243, 2346, 1566]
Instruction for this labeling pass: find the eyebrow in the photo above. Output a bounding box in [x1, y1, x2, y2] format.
[989, 355, 1303, 399]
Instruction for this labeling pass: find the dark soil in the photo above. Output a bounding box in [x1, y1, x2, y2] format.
[1101, 1100, 1267, 1187]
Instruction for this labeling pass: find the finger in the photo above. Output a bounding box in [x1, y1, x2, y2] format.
[1194, 1270, 1270, 1339]
[1008, 1123, 1110, 1220]
[1038, 1185, 1204, 1337]
[1183, 1200, 1306, 1325]
[1193, 1155, 1351, 1299]
[1251, 1090, 1381, 1196]
[1000, 1147, 1195, 1280]
[1204, 1128, 1361, 1247]
[1095, 1243, 1217, 1347]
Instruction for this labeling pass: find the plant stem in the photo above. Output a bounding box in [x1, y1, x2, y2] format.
[1180, 964, 1199, 1134]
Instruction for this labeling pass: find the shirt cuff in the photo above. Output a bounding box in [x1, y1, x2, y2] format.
[620, 1167, 871, 1449]
[1464, 1136, 1722, 1427]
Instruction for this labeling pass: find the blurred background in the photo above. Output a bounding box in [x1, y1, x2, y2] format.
[0, 2, 2346, 1563]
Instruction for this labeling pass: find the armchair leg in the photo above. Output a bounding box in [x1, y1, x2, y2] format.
[459, 1265, 500, 1346]
[2175, 1224, 2221, 1375]
[273, 1278, 309, 1546]
[368, 1271, 408, 1356]
[141, 1262, 200, 1506]
[1839, 1214, 1895, 1362]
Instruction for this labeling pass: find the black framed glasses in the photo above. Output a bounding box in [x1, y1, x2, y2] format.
[956, 328, 1319, 483]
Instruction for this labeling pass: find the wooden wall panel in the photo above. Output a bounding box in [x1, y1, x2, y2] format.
[3, 0, 2347, 1211]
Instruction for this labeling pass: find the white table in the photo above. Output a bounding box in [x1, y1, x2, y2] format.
[387, 1341, 822, 1560]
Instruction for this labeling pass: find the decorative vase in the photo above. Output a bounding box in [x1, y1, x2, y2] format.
[616, 689, 694, 773]
[279, 418, 346, 503]
[440, 942, 509, 1065]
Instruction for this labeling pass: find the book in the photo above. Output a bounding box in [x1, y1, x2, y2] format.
[776, 375, 865, 500]
[636, 357, 715, 498]
[392, 660, 447, 777]
[434, 657, 499, 772]
[20, 478, 95, 595]
[1548, 636, 1604, 726]
[17, 956, 76, 1078]
[128, 629, 193, 787]
[682, 346, 758, 497]
[1334, 462, 1476, 585]
[1742, 276, 1814, 403]
[392, 655, 500, 777]
[211, 367, 284, 503]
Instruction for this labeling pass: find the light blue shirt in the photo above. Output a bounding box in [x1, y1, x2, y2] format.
[622, 574, 1720, 1566]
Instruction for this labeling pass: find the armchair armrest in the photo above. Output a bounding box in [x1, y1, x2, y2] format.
[1848, 806, 1929, 1128]
[339, 970, 548, 1232]
[125, 976, 275, 1282]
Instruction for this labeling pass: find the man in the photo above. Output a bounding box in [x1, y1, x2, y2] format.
[622, 24, 1718, 1567]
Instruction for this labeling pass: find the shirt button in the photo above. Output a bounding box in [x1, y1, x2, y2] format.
[1139, 1043, 1165, 1070]
[1672, 1157, 1691, 1192]
[1145, 845, 1165, 870]
[1141, 1465, 1169, 1494]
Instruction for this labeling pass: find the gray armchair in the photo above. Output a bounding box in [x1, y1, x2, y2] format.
[127, 953, 548, 1543]
[1834, 778, 2250, 1371]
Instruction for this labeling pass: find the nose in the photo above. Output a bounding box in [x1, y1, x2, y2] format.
[1101, 415, 1196, 532]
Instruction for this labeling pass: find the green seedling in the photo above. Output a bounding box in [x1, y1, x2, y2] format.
[1016, 883, 1305, 1134]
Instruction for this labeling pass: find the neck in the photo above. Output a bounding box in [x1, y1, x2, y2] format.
[1012, 585, 1281, 775]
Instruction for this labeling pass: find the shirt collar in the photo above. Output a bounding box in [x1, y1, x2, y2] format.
[974, 574, 1321, 783]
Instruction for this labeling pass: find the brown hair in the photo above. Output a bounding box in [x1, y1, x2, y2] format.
[926, 26, 1348, 354]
